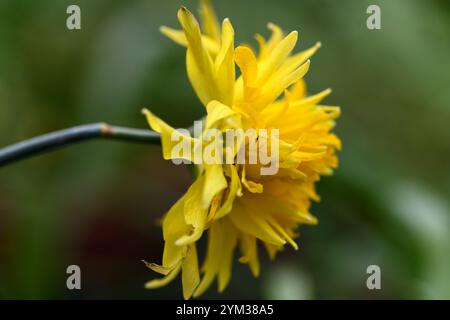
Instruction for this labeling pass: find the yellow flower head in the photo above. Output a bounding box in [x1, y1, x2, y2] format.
[142, 0, 341, 299]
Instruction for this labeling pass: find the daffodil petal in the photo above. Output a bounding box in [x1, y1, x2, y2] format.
[142, 109, 195, 161]
[205, 100, 237, 129]
[203, 164, 227, 209]
[229, 200, 286, 246]
[215, 164, 241, 219]
[160, 25, 220, 56]
[177, 175, 208, 246]
[257, 30, 298, 84]
[241, 165, 263, 193]
[178, 7, 218, 106]
[145, 262, 182, 289]
[193, 218, 237, 297]
[182, 244, 200, 299]
[238, 234, 260, 277]
[214, 18, 235, 106]
[199, 0, 221, 43]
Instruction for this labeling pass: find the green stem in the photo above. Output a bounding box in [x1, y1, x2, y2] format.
[0, 123, 160, 167]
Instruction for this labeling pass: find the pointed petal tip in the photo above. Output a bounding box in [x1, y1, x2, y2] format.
[319, 88, 332, 97]
[141, 259, 150, 269]
[286, 30, 298, 43]
[304, 59, 311, 69]
[307, 215, 319, 225]
[221, 17, 234, 32]
[267, 22, 279, 30]
[177, 6, 194, 22]
[159, 25, 174, 36]
[182, 292, 192, 300]
[144, 280, 158, 289]
[192, 290, 202, 298]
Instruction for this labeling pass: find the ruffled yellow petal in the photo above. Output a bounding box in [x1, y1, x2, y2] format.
[257, 30, 298, 84]
[235, 46, 259, 103]
[238, 233, 260, 277]
[290, 88, 332, 109]
[264, 243, 279, 260]
[214, 164, 242, 219]
[280, 41, 321, 78]
[142, 260, 172, 276]
[254, 59, 310, 110]
[267, 216, 298, 250]
[193, 218, 237, 297]
[177, 7, 237, 107]
[160, 25, 220, 56]
[145, 261, 182, 289]
[214, 19, 235, 106]
[177, 175, 208, 246]
[235, 46, 258, 87]
[241, 165, 263, 193]
[290, 79, 307, 100]
[205, 100, 237, 130]
[203, 164, 227, 209]
[178, 7, 219, 106]
[145, 182, 200, 298]
[182, 244, 200, 299]
[142, 109, 195, 162]
[229, 199, 286, 246]
[256, 23, 284, 60]
[199, 0, 221, 43]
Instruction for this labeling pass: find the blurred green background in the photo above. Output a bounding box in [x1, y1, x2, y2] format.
[0, 0, 449, 299]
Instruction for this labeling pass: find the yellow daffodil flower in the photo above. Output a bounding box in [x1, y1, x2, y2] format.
[142, 0, 341, 299]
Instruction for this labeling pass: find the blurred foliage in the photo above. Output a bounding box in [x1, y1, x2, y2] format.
[0, 0, 449, 299]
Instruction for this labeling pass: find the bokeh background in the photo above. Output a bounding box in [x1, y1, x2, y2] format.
[0, 0, 449, 299]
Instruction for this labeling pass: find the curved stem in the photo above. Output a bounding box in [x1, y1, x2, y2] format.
[0, 123, 160, 167]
